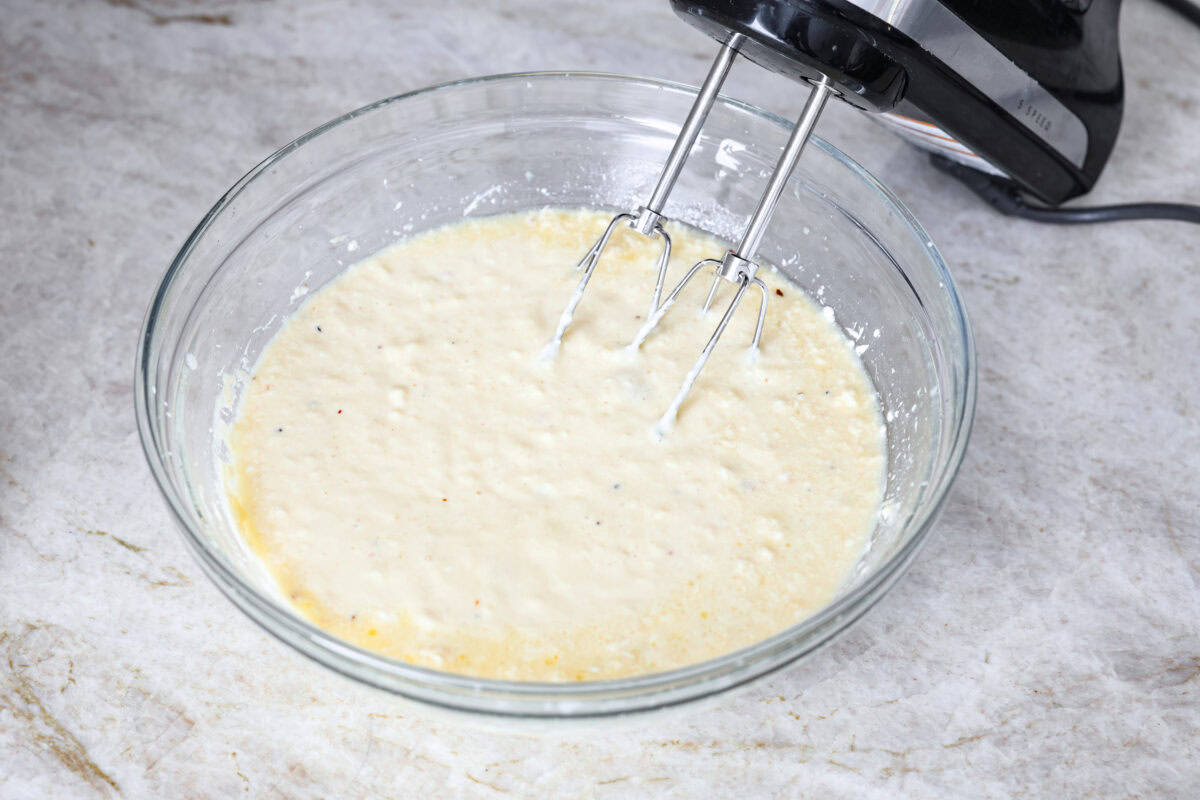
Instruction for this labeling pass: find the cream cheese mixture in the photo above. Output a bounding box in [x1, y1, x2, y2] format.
[228, 209, 885, 681]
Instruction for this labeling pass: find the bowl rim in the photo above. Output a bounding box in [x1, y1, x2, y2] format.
[135, 70, 977, 718]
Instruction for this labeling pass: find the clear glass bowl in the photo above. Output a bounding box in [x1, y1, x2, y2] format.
[136, 72, 975, 719]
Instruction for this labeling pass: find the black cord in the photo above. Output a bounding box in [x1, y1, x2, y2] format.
[1155, 0, 1200, 27]
[931, 155, 1200, 225]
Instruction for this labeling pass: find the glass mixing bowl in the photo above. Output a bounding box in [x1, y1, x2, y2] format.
[136, 72, 975, 719]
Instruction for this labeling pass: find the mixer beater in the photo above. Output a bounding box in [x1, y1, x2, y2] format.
[547, 35, 836, 436]
[633, 74, 834, 437]
[544, 36, 741, 360]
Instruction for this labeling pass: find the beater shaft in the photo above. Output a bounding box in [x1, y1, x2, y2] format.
[736, 75, 833, 262]
[643, 35, 741, 221]
[640, 75, 835, 437]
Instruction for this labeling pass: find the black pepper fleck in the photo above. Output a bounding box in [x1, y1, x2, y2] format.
[275, 427, 283, 433]
[315, 325, 322, 332]
[775, 288, 784, 296]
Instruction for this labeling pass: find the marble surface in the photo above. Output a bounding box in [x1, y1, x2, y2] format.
[2, 0, 1198, 796]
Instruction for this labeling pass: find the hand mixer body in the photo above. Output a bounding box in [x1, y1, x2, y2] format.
[671, 0, 1125, 204]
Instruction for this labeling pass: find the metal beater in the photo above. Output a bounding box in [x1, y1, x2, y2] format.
[543, 36, 741, 360]
[546, 36, 835, 436]
[634, 73, 832, 437]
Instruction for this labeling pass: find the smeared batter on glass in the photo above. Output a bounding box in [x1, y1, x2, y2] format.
[228, 209, 885, 681]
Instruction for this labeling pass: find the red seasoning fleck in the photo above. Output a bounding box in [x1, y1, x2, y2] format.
[337, 409, 343, 414]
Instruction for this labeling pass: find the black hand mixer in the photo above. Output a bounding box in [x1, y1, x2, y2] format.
[547, 0, 1161, 435]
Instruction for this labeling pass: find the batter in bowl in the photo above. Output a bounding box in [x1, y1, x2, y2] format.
[227, 209, 885, 681]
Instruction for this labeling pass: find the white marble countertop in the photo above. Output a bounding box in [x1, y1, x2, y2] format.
[3, 1, 1198, 796]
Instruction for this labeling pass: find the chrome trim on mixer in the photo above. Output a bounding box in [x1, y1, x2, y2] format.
[875, 110, 1008, 177]
[842, 0, 1089, 167]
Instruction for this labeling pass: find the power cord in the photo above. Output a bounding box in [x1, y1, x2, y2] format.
[1156, 0, 1200, 28]
[931, 0, 1200, 225]
[930, 155, 1200, 225]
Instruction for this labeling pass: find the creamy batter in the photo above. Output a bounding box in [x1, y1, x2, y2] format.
[228, 209, 885, 681]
